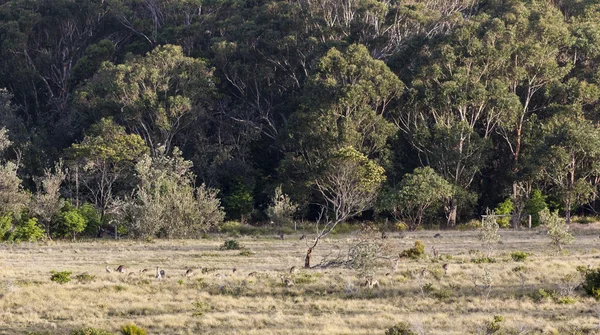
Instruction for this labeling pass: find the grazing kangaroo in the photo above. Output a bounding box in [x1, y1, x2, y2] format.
[442, 263, 449, 275]
[360, 279, 380, 289]
[289, 266, 298, 275]
[185, 269, 194, 278]
[105, 266, 112, 273]
[115, 265, 128, 273]
[156, 267, 165, 280]
[280, 275, 294, 287]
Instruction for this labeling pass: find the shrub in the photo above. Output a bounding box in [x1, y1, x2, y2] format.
[75, 272, 96, 284]
[220, 221, 242, 235]
[79, 203, 102, 237]
[266, 185, 297, 228]
[494, 198, 513, 228]
[0, 213, 12, 240]
[583, 267, 600, 299]
[220, 239, 242, 250]
[479, 215, 500, 257]
[238, 250, 254, 256]
[486, 315, 504, 333]
[50, 270, 72, 284]
[120, 324, 147, 335]
[385, 322, 418, 335]
[540, 208, 574, 251]
[399, 241, 425, 259]
[510, 251, 529, 262]
[70, 328, 116, 335]
[54, 205, 87, 240]
[13, 218, 45, 242]
[525, 189, 547, 227]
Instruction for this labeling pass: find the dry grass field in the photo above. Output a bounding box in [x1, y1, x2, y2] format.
[2, 225, 600, 335]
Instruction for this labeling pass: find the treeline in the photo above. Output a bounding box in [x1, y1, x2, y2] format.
[0, 0, 599, 239]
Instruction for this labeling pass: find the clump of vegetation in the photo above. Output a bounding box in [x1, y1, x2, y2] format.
[471, 257, 496, 264]
[220, 239, 242, 250]
[75, 272, 96, 284]
[540, 208, 574, 251]
[348, 241, 380, 283]
[486, 315, 504, 333]
[479, 214, 500, 257]
[12, 217, 45, 242]
[70, 328, 116, 335]
[50, 270, 72, 284]
[399, 241, 425, 259]
[385, 322, 418, 335]
[582, 267, 600, 299]
[266, 185, 297, 229]
[510, 251, 529, 262]
[494, 199, 513, 228]
[238, 250, 254, 256]
[120, 324, 147, 335]
[525, 189, 547, 227]
[192, 301, 211, 316]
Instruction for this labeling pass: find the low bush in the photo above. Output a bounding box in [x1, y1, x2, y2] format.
[510, 251, 529, 262]
[582, 267, 600, 299]
[220, 239, 242, 250]
[399, 241, 425, 259]
[75, 272, 96, 284]
[70, 328, 116, 335]
[385, 322, 418, 335]
[120, 324, 147, 335]
[50, 270, 72, 284]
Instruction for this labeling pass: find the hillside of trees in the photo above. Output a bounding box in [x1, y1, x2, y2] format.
[0, 0, 600, 239]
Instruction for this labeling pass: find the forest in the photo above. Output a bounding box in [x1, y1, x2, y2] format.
[1, 0, 600, 240]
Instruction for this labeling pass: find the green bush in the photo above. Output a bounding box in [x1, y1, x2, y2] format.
[79, 203, 102, 237]
[70, 328, 116, 335]
[0, 213, 12, 240]
[220, 239, 242, 250]
[385, 322, 418, 335]
[220, 221, 242, 235]
[399, 241, 425, 259]
[583, 267, 600, 299]
[13, 218, 45, 242]
[121, 324, 147, 335]
[510, 251, 529, 262]
[494, 198, 513, 228]
[54, 204, 87, 240]
[50, 270, 72, 284]
[525, 189, 547, 227]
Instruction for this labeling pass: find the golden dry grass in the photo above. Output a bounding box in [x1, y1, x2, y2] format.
[1, 226, 600, 334]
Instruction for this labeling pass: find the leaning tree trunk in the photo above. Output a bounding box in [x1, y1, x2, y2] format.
[446, 198, 457, 227]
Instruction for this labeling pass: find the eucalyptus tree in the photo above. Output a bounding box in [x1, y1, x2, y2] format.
[67, 118, 149, 221]
[77, 45, 216, 155]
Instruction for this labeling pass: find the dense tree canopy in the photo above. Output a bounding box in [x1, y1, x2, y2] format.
[0, 0, 600, 237]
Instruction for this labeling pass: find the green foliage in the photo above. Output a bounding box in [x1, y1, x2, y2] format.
[525, 190, 547, 227]
[385, 322, 418, 335]
[266, 185, 297, 228]
[486, 315, 504, 333]
[192, 301, 211, 316]
[399, 241, 425, 259]
[221, 180, 254, 222]
[55, 205, 87, 240]
[0, 213, 12, 240]
[540, 208, 574, 251]
[220, 240, 242, 250]
[349, 241, 380, 281]
[582, 268, 600, 299]
[120, 324, 147, 335]
[510, 251, 529, 262]
[494, 199, 513, 228]
[79, 203, 102, 237]
[70, 328, 116, 335]
[12, 218, 45, 242]
[479, 215, 500, 257]
[50, 270, 72, 284]
[380, 167, 453, 230]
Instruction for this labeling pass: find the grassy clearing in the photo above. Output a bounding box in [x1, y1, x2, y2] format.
[2, 226, 600, 334]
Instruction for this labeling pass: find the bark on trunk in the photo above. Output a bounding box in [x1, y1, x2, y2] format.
[447, 198, 457, 227]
